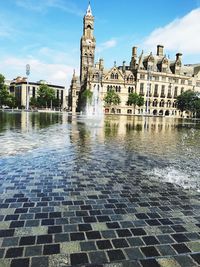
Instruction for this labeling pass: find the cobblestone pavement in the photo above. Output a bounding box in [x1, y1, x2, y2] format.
[0, 145, 200, 267]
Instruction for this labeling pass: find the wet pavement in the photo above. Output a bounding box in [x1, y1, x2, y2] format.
[0, 113, 200, 266]
[0, 147, 200, 267]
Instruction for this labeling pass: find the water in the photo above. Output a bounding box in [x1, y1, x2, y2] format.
[0, 111, 200, 191]
[85, 84, 103, 118]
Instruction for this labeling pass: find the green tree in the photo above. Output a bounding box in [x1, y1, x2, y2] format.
[104, 90, 121, 106]
[176, 90, 200, 117]
[30, 97, 38, 108]
[37, 84, 56, 108]
[127, 93, 144, 114]
[0, 74, 5, 90]
[81, 89, 93, 104]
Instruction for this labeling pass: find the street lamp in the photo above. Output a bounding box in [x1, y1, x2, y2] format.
[26, 64, 30, 110]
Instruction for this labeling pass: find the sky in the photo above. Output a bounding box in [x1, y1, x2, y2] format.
[0, 0, 200, 89]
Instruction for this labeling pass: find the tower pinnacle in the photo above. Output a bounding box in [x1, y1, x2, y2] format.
[86, 1, 92, 16]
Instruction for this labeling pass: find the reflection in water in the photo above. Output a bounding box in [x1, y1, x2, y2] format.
[0, 111, 200, 190]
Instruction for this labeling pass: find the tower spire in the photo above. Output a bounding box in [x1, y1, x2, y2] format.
[86, 1, 92, 16]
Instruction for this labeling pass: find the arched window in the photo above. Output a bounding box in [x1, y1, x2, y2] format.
[167, 100, 171, 107]
[160, 100, 164, 107]
[129, 75, 133, 82]
[111, 73, 114, 79]
[115, 73, 118, 79]
[107, 85, 110, 92]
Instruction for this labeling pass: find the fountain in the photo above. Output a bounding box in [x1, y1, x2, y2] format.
[85, 83, 103, 118]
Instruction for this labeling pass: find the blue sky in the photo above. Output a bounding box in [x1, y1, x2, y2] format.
[0, 0, 200, 88]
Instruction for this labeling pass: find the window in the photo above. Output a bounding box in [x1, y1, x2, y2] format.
[128, 87, 133, 93]
[32, 87, 35, 98]
[174, 78, 179, 84]
[115, 73, 118, 79]
[196, 82, 200, 87]
[181, 79, 185, 85]
[160, 100, 165, 107]
[154, 84, 158, 96]
[188, 80, 192, 85]
[76, 91, 79, 96]
[116, 86, 121, 93]
[117, 109, 121, 114]
[168, 86, 171, 97]
[129, 75, 134, 82]
[61, 90, 63, 103]
[161, 85, 165, 97]
[154, 76, 159, 81]
[140, 74, 145, 79]
[174, 86, 178, 97]
[127, 109, 132, 114]
[162, 76, 166, 81]
[57, 90, 59, 99]
[140, 83, 144, 95]
[111, 73, 114, 79]
[181, 87, 184, 94]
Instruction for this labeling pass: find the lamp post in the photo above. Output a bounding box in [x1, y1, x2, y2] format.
[26, 64, 30, 110]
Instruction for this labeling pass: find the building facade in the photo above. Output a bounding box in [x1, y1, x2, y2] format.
[68, 4, 200, 117]
[9, 77, 67, 110]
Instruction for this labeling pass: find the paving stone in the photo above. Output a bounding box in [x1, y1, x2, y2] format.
[190, 253, 200, 265]
[157, 244, 177, 256]
[172, 243, 191, 254]
[10, 258, 29, 267]
[124, 248, 144, 260]
[19, 236, 36, 246]
[80, 241, 97, 251]
[54, 233, 69, 243]
[31, 256, 48, 267]
[107, 249, 126, 262]
[174, 255, 199, 267]
[25, 245, 43, 256]
[5, 247, 24, 258]
[140, 246, 160, 257]
[96, 240, 113, 250]
[43, 244, 60, 255]
[86, 231, 102, 240]
[2, 237, 19, 247]
[89, 251, 108, 264]
[112, 238, 129, 248]
[70, 252, 89, 265]
[37, 234, 52, 244]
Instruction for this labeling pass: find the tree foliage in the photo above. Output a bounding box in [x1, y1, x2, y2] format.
[81, 89, 93, 104]
[176, 90, 200, 117]
[0, 74, 17, 108]
[127, 93, 144, 107]
[36, 84, 56, 108]
[103, 90, 121, 106]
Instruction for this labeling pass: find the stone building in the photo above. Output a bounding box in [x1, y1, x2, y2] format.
[9, 77, 67, 109]
[68, 3, 200, 117]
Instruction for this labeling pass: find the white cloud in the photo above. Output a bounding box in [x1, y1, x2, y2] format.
[1, 56, 77, 88]
[16, 0, 84, 16]
[143, 8, 200, 55]
[97, 39, 117, 53]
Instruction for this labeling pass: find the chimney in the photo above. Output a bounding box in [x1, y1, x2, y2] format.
[99, 58, 104, 70]
[122, 61, 126, 72]
[132, 46, 137, 57]
[157, 45, 164, 56]
[176, 53, 182, 61]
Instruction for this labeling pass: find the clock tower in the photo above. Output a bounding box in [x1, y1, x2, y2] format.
[80, 3, 96, 83]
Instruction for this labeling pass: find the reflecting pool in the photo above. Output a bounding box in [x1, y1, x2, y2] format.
[0, 111, 200, 191]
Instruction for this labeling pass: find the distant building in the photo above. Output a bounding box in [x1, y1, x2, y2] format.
[68, 3, 200, 117]
[9, 77, 67, 109]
